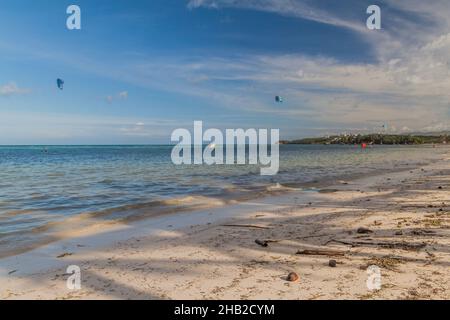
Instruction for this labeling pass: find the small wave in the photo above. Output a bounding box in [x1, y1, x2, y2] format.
[0, 209, 37, 218]
[47, 172, 66, 178]
[99, 179, 114, 184]
[265, 183, 304, 192]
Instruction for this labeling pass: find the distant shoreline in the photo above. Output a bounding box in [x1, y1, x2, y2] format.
[281, 133, 449, 145]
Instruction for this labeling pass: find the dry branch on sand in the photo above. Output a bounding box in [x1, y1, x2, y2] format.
[296, 249, 346, 256]
[221, 224, 271, 229]
[326, 239, 427, 250]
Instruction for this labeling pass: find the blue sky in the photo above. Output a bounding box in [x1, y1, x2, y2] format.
[1, 0, 450, 144]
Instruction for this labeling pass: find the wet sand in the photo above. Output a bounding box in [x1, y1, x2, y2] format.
[0, 151, 449, 300]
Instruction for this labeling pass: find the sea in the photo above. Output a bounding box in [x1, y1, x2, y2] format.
[0, 144, 447, 257]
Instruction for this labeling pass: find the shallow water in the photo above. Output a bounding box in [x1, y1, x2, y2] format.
[0, 144, 447, 244]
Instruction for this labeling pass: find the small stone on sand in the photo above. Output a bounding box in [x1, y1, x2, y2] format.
[287, 272, 299, 282]
[357, 227, 373, 234]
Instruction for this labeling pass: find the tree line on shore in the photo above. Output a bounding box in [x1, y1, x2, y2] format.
[281, 134, 448, 145]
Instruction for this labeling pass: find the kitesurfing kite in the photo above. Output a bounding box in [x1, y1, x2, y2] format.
[275, 96, 283, 103]
[57, 78, 64, 90]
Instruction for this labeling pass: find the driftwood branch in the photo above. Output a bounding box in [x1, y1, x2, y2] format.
[326, 239, 426, 250]
[296, 234, 333, 240]
[296, 249, 346, 256]
[255, 239, 282, 247]
[255, 239, 269, 247]
[222, 224, 271, 229]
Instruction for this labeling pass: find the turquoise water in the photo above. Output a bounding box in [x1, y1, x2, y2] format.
[0, 144, 446, 241]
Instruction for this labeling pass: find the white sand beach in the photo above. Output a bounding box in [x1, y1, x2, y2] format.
[1, 150, 449, 300]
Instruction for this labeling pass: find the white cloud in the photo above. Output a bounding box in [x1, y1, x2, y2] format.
[106, 91, 129, 103]
[119, 91, 128, 99]
[3, 1, 449, 136]
[187, 0, 365, 32]
[0, 110, 184, 144]
[420, 122, 450, 133]
[182, 0, 450, 133]
[0, 82, 30, 97]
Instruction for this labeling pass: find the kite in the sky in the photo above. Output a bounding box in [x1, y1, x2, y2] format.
[275, 96, 283, 103]
[57, 78, 64, 90]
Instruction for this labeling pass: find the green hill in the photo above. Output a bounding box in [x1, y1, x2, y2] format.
[281, 134, 448, 145]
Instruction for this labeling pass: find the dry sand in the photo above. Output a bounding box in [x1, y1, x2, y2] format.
[1, 152, 449, 300]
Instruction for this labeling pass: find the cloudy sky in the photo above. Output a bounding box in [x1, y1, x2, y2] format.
[1, 0, 450, 144]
